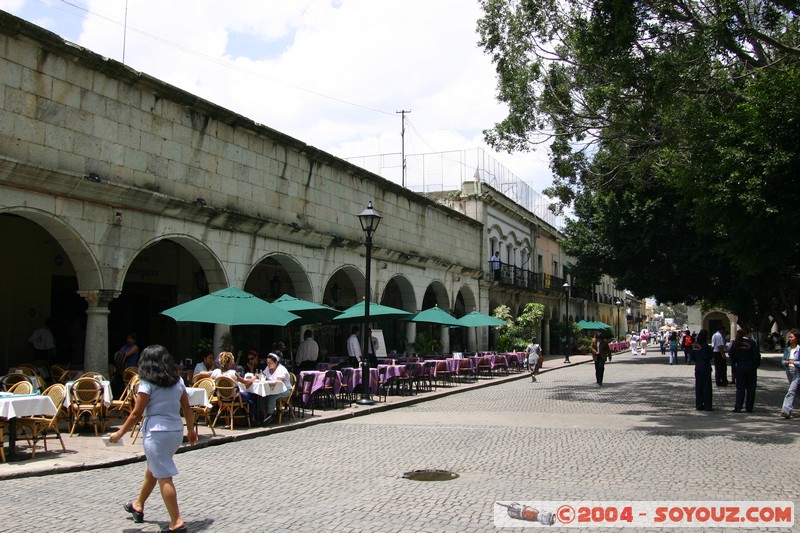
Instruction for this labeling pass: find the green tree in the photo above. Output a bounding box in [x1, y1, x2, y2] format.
[493, 303, 545, 351]
[478, 0, 800, 328]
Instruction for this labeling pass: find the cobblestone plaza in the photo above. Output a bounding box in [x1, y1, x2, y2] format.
[2, 351, 798, 532]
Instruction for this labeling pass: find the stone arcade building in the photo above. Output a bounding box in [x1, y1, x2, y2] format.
[2, 11, 631, 374]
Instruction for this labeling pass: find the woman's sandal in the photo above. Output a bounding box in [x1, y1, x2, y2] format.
[158, 526, 187, 533]
[123, 501, 144, 523]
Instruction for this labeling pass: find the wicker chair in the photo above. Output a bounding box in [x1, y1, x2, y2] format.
[212, 376, 250, 430]
[68, 377, 105, 436]
[13, 366, 37, 376]
[0, 420, 6, 463]
[8, 381, 34, 394]
[49, 364, 70, 384]
[78, 371, 106, 381]
[108, 375, 139, 420]
[122, 366, 139, 384]
[190, 378, 217, 436]
[17, 384, 67, 457]
[276, 373, 297, 424]
[2, 373, 31, 391]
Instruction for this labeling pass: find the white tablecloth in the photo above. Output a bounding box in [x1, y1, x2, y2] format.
[247, 380, 287, 397]
[0, 395, 57, 419]
[64, 380, 113, 408]
[185, 387, 211, 407]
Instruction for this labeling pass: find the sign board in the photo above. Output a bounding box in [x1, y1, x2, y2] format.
[371, 329, 388, 358]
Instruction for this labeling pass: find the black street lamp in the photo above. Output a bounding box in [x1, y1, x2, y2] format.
[356, 201, 381, 406]
[563, 281, 571, 363]
[615, 299, 622, 342]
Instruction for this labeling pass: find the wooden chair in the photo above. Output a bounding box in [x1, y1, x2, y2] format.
[2, 373, 31, 391]
[69, 377, 105, 436]
[276, 373, 297, 424]
[190, 378, 217, 436]
[50, 364, 70, 384]
[319, 370, 339, 409]
[8, 381, 34, 394]
[78, 371, 106, 381]
[108, 375, 139, 420]
[0, 419, 6, 463]
[299, 373, 316, 415]
[17, 384, 67, 457]
[338, 368, 354, 407]
[122, 366, 139, 384]
[376, 366, 389, 402]
[212, 376, 250, 430]
[14, 365, 37, 376]
[476, 357, 493, 379]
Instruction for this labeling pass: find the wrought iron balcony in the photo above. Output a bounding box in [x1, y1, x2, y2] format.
[486, 262, 565, 295]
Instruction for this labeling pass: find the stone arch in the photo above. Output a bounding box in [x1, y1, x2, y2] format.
[247, 252, 313, 301]
[0, 207, 102, 290]
[327, 265, 365, 308]
[131, 234, 227, 293]
[420, 279, 449, 310]
[381, 274, 416, 312]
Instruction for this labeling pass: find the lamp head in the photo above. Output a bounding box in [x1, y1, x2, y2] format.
[357, 201, 382, 235]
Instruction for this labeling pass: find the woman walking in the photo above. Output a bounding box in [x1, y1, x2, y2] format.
[780, 329, 800, 418]
[668, 332, 679, 365]
[110, 345, 196, 532]
[692, 330, 713, 411]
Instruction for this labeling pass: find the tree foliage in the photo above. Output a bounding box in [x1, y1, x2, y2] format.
[493, 302, 545, 351]
[478, 0, 800, 328]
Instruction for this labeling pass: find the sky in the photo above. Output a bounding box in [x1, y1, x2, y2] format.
[0, 0, 554, 198]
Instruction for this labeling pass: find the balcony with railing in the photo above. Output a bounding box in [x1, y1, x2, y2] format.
[486, 262, 565, 295]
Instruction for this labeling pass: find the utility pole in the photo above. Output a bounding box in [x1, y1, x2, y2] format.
[396, 109, 411, 187]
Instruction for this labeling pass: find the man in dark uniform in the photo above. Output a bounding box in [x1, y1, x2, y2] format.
[730, 326, 761, 413]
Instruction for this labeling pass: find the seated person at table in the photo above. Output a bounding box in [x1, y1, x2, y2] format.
[211, 352, 258, 423]
[192, 352, 216, 381]
[243, 349, 263, 375]
[262, 353, 292, 426]
[295, 330, 319, 371]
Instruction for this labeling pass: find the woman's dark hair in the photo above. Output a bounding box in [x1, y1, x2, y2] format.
[696, 329, 708, 345]
[137, 344, 180, 388]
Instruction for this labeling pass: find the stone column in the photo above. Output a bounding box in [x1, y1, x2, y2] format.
[214, 323, 228, 354]
[78, 289, 119, 374]
[440, 326, 450, 354]
[467, 327, 477, 352]
[542, 318, 550, 358]
[405, 322, 416, 355]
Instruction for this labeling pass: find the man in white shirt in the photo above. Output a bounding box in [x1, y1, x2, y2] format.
[489, 251, 501, 281]
[711, 326, 728, 387]
[296, 329, 320, 371]
[29, 318, 56, 362]
[347, 325, 362, 367]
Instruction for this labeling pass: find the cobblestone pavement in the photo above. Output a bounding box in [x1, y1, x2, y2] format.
[2, 349, 798, 532]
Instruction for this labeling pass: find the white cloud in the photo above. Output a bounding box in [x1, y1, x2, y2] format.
[4, 0, 553, 193]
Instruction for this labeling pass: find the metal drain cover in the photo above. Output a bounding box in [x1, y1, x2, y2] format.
[402, 469, 459, 481]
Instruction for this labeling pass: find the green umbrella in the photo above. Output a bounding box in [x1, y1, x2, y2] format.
[161, 287, 300, 326]
[272, 294, 342, 325]
[402, 306, 463, 327]
[332, 300, 411, 322]
[456, 310, 508, 327]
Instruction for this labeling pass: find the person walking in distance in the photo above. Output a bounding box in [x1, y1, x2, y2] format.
[711, 326, 728, 387]
[692, 330, 714, 411]
[730, 326, 761, 413]
[590, 332, 611, 386]
[525, 336, 541, 382]
[780, 329, 800, 418]
[110, 345, 196, 533]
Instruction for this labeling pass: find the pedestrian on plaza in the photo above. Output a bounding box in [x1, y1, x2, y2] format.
[295, 329, 320, 372]
[630, 332, 639, 356]
[659, 333, 666, 356]
[730, 326, 761, 413]
[111, 344, 196, 533]
[639, 333, 648, 356]
[692, 329, 713, 411]
[682, 330, 693, 364]
[711, 326, 728, 387]
[525, 336, 541, 382]
[668, 331, 679, 365]
[591, 332, 611, 386]
[779, 329, 800, 418]
[490, 250, 501, 281]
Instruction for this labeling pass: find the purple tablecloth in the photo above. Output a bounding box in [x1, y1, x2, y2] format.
[347, 367, 380, 395]
[299, 370, 341, 405]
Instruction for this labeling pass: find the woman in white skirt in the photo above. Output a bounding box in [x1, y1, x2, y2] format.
[110, 345, 197, 532]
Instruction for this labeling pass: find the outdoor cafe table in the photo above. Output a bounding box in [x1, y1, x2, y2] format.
[346, 367, 379, 396]
[0, 392, 57, 460]
[64, 379, 113, 408]
[185, 387, 211, 408]
[246, 379, 288, 419]
[298, 371, 341, 406]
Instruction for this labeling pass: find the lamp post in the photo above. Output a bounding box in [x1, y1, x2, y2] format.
[356, 201, 381, 406]
[563, 281, 571, 363]
[615, 299, 622, 343]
